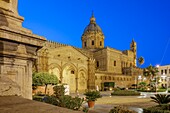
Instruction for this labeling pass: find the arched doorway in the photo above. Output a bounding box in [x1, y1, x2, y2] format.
[62, 64, 77, 93]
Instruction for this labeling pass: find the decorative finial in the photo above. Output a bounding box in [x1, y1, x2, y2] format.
[92, 10, 94, 17]
[90, 10, 96, 24]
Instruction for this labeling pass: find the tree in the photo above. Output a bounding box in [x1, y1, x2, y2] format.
[143, 65, 159, 80]
[150, 94, 170, 105]
[138, 56, 144, 67]
[32, 72, 59, 94]
[143, 65, 159, 90]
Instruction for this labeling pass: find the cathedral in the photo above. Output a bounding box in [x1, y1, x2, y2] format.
[36, 13, 143, 93]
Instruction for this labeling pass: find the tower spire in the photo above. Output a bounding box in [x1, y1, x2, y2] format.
[90, 11, 96, 24]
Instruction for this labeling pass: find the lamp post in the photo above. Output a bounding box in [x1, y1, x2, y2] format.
[156, 65, 160, 94]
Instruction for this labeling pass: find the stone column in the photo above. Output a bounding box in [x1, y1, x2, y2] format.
[88, 58, 96, 89]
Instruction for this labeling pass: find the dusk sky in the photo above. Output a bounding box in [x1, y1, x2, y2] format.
[18, 0, 170, 68]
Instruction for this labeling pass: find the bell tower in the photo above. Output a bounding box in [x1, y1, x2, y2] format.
[130, 39, 137, 67]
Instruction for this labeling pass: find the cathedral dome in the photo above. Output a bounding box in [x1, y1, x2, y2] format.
[83, 13, 103, 34]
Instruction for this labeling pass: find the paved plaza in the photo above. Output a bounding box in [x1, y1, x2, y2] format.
[0, 91, 162, 113]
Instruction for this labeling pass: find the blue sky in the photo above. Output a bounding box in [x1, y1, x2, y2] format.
[18, 0, 170, 68]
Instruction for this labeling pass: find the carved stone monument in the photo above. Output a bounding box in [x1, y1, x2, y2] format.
[0, 0, 46, 99]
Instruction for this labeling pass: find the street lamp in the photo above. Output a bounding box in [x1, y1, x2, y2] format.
[156, 65, 160, 94]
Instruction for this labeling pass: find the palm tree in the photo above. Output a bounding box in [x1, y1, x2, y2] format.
[136, 56, 144, 87]
[143, 65, 159, 90]
[138, 56, 144, 67]
[150, 94, 170, 105]
[143, 65, 159, 80]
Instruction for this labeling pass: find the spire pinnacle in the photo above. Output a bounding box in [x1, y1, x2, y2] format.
[90, 11, 96, 24]
[92, 10, 94, 17]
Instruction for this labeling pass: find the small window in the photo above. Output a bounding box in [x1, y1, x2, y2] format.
[105, 76, 107, 80]
[100, 41, 102, 46]
[130, 63, 132, 67]
[113, 77, 115, 80]
[169, 69, 170, 74]
[84, 42, 86, 47]
[161, 70, 163, 75]
[92, 40, 94, 45]
[114, 61, 116, 66]
[95, 76, 97, 80]
[165, 69, 167, 74]
[96, 61, 99, 67]
[109, 76, 111, 80]
[71, 70, 74, 74]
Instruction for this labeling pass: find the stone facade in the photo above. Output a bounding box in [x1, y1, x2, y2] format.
[157, 65, 170, 88]
[0, 0, 46, 99]
[36, 13, 143, 93]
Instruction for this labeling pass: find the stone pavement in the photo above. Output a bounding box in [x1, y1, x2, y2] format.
[0, 91, 160, 113]
[81, 91, 157, 113]
[0, 96, 83, 113]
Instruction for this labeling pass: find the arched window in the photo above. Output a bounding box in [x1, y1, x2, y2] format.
[84, 42, 87, 47]
[100, 41, 102, 46]
[96, 61, 99, 67]
[112, 77, 115, 80]
[92, 40, 94, 45]
[71, 70, 74, 74]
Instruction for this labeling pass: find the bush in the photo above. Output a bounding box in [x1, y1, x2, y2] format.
[53, 85, 65, 98]
[150, 94, 170, 105]
[157, 88, 167, 92]
[109, 106, 137, 113]
[43, 96, 58, 105]
[33, 95, 44, 102]
[111, 90, 140, 96]
[143, 104, 170, 113]
[58, 95, 84, 110]
[84, 90, 102, 101]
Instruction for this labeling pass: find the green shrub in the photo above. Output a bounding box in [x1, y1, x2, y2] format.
[150, 94, 170, 105]
[53, 85, 65, 98]
[143, 104, 170, 113]
[33, 95, 44, 102]
[157, 88, 167, 92]
[109, 106, 137, 113]
[43, 96, 58, 105]
[84, 90, 102, 101]
[111, 90, 140, 96]
[57, 95, 84, 110]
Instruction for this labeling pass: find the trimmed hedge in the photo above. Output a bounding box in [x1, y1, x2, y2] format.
[111, 90, 140, 96]
[109, 106, 137, 113]
[143, 104, 170, 113]
[33, 95, 44, 102]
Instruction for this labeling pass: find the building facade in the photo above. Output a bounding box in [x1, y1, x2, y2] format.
[36, 13, 142, 93]
[157, 65, 170, 88]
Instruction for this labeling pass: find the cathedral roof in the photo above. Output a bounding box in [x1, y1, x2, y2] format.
[83, 12, 103, 34]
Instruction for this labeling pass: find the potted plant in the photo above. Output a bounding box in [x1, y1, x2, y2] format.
[84, 90, 102, 108]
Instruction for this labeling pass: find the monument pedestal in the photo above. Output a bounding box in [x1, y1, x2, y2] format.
[0, 0, 46, 99]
